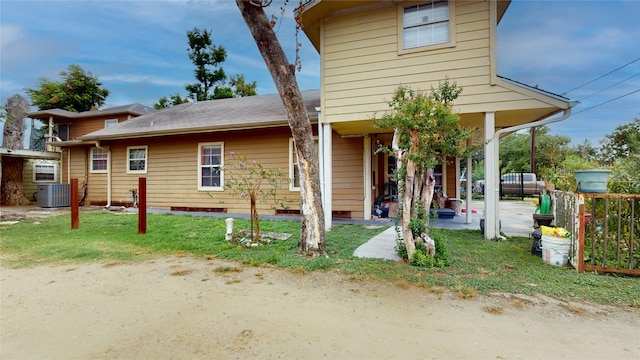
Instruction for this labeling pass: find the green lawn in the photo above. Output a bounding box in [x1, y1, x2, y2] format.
[1, 212, 638, 307]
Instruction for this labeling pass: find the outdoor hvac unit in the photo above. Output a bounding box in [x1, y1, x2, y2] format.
[37, 184, 71, 208]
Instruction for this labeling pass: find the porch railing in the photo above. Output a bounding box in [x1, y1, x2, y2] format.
[551, 191, 639, 275]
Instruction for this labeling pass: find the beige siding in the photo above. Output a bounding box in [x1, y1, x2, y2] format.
[321, 0, 547, 123]
[332, 135, 365, 219]
[91, 128, 304, 215]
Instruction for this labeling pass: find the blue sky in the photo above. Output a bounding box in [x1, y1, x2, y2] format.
[1, 0, 638, 147]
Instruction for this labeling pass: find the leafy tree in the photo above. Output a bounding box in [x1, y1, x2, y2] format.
[153, 93, 188, 110]
[229, 74, 257, 97]
[184, 27, 231, 101]
[25, 64, 109, 111]
[374, 82, 472, 262]
[598, 118, 640, 165]
[499, 126, 571, 175]
[155, 29, 257, 106]
[1, 95, 31, 205]
[237, 0, 326, 257]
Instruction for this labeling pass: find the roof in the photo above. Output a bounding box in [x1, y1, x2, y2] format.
[80, 90, 321, 141]
[28, 103, 155, 120]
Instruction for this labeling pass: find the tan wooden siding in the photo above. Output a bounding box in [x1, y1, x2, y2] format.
[332, 135, 364, 219]
[87, 128, 304, 214]
[322, 1, 504, 124]
[64, 115, 130, 140]
[22, 160, 37, 201]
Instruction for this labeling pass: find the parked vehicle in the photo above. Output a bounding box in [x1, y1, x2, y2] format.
[500, 172, 544, 196]
[473, 173, 544, 196]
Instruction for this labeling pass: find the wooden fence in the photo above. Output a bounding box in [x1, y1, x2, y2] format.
[551, 191, 639, 275]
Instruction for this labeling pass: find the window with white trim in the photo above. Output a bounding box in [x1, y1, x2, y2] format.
[90, 148, 109, 173]
[127, 146, 147, 174]
[402, 1, 451, 49]
[198, 142, 224, 190]
[289, 137, 318, 191]
[105, 119, 118, 128]
[33, 162, 57, 182]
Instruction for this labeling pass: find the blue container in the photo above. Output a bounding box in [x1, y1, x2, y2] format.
[574, 170, 610, 193]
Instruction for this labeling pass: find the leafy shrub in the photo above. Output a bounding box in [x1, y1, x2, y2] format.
[396, 230, 450, 268]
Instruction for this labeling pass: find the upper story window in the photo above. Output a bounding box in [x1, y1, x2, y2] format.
[127, 146, 147, 174]
[90, 148, 109, 173]
[33, 162, 57, 182]
[105, 119, 118, 128]
[198, 142, 224, 190]
[56, 124, 69, 141]
[401, 1, 452, 50]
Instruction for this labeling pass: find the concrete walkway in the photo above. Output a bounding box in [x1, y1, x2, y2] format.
[353, 200, 538, 261]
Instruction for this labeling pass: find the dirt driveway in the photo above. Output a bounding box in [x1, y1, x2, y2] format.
[1, 256, 639, 359]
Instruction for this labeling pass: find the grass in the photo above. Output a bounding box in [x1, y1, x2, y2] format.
[1, 212, 638, 307]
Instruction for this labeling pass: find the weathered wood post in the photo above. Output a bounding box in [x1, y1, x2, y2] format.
[71, 178, 79, 229]
[138, 177, 146, 234]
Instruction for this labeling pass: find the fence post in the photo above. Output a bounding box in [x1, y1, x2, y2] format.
[70, 178, 79, 229]
[138, 177, 146, 234]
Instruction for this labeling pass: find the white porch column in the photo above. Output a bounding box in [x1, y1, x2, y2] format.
[484, 112, 498, 239]
[455, 157, 461, 199]
[465, 154, 472, 224]
[322, 123, 333, 231]
[363, 136, 372, 220]
[47, 116, 54, 151]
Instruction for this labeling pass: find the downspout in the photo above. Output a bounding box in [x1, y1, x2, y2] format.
[489, 105, 576, 240]
[95, 141, 112, 208]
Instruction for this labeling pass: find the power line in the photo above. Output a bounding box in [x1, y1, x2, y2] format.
[572, 89, 640, 116]
[578, 73, 639, 101]
[563, 57, 640, 95]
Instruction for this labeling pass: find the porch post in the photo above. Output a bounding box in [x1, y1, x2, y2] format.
[484, 112, 497, 239]
[465, 153, 472, 224]
[322, 123, 333, 231]
[363, 136, 372, 220]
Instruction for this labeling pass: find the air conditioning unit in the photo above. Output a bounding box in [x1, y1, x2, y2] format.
[37, 184, 71, 208]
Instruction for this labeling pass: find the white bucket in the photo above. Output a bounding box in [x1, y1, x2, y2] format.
[541, 235, 571, 266]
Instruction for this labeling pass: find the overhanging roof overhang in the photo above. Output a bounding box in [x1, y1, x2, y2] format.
[0, 148, 61, 160]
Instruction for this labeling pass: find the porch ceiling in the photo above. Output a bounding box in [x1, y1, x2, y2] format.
[328, 106, 563, 137]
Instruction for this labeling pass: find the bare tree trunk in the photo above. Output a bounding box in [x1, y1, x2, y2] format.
[1, 95, 31, 205]
[236, 0, 325, 256]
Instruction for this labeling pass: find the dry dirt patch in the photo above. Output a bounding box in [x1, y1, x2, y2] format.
[1, 256, 639, 359]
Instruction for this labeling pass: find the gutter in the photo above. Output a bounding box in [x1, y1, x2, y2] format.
[489, 103, 578, 240]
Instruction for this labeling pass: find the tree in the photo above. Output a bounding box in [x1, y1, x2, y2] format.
[224, 152, 289, 243]
[374, 82, 472, 262]
[184, 27, 230, 101]
[236, 0, 326, 257]
[598, 118, 640, 165]
[153, 93, 188, 110]
[156, 29, 258, 106]
[1, 95, 31, 205]
[25, 64, 109, 111]
[229, 74, 257, 97]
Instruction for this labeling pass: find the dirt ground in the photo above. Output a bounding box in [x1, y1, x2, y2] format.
[1, 255, 639, 360]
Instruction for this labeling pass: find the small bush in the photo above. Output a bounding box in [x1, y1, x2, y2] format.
[396, 230, 450, 268]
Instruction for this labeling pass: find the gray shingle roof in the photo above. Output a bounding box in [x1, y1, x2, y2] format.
[80, 90, 320, 141]
[28, 103, 155, 120]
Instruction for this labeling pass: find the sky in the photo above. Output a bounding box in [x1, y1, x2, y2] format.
[1, 0, 639, 147]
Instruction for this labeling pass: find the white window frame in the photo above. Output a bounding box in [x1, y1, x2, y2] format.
[105, 119, 118, 128]
[398, 1, 455, 54]
[127, 146, 148, 174]
[197, 142, 224, 191]
[33, 162, 58, 183]
[90, 147, 109, 173]
[289, 137, 318, 191]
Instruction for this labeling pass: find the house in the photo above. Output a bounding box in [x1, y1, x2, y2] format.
[28, 103, 154, 195]
[298, 0, 574, 237]
[45, 0, 574, 239]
